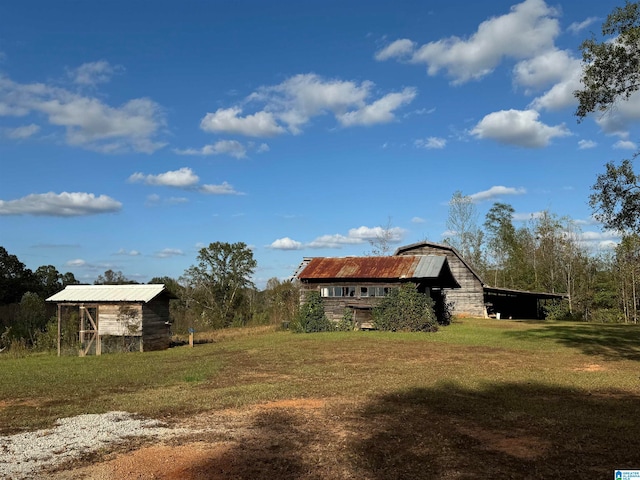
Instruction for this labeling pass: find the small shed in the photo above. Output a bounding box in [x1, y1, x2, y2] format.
[296, 255, 460, 328]
[47, 284, 176, 356]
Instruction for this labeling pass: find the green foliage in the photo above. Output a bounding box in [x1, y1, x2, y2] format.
[33, 318, 60, 351]
[292, 291, 333, 333]
[95, 269, 136, 285]
[575, 2, 640, 233]
[262, 278, 300, 326]
[543, 300, 574, 321]
[335, 309, 355, 332]
[16, 292, 48, 345]
[590, 308, 626, 323]
[575, 1, 640, 120]
[181, 242, 257, 328]
[373, 284, 438, 332]
[0, 247, 35, 305]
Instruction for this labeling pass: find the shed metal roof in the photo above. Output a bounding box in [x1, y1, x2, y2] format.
[297, 255, 451, 281]
[46, 284, 173, 303]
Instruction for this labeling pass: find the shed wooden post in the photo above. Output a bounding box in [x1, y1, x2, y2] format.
[57, 304, 61, 357]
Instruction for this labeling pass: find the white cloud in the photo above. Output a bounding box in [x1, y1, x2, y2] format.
[468, 185, 526, 202]
[199, 182, 242, 195]
[174, 140, 247, 159]
[307, 234, 364, 249]
[0, 192, 122, 216]
[155, 248, 184, 258]
[129, 167, 200, 187]
[115, 248, 141, 256]
[66, 259, 87, 267]
[528, 61, 583, 111]
[374, 39, 416, 61]
[513, 49, 571, 90]
[337, 88, 416, 127]
[130, 167, 242, 195]
[223, 73, 417, 136]
[567, 17, 598, 35]
[471, 109, 570, 147]
[269, 237, 303, 250]
[578, 139, 597, 149]
[614, 140, 637, 150]
[513, 48, 583, 111]
[407, 0, 560, 84]
[415, 136, 447, 149]
[348, 225, 405, 242]
[595, 91, 640, 137]
[69, 60, 124, 86]
[200, 107, 285, 137]
[4, 123, 40, 139]
[0, 75, 166, 153]
[307, 225, 406, 249]
[411, 216, 426, 223]
[578, 230, 621, 249]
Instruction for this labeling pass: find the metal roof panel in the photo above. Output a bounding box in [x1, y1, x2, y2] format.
[297, 255, 447, 280]
[46, 284, 171, 303]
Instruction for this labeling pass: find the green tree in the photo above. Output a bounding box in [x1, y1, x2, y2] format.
[34, 265, 63, 298]
[16, 292, 48, 345]
[263, 277, 300, 326]
[575, 2, 640, 232]
[181, 242, 257, 328]
[95, 269, 135, 285]
[443, 191, 485, 274]
[292, 291, 333, 333]
[484, 203, 516, 287]
[0, 247, 35, 305]
[372, 283, 438, 332]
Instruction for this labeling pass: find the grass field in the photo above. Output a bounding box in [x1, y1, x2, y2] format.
[2, 318, 640, 478]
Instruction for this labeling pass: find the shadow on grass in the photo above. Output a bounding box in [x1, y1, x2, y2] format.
[505, 322, 640, 361]
[349, 382, 640, 479]
[176, 382, 640, 479]
[181, 408, 317, 480]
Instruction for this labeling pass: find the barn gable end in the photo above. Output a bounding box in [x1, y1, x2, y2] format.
[394, 241, 485, 317]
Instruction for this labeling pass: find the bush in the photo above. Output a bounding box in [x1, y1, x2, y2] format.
[335, 309, 355, 332]
[373, 284, 438, 332]
[292, 291, 334, 333]
[543, 300, 574, 320]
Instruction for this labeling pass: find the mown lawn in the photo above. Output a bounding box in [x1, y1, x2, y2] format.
[1, 318, 640, 478]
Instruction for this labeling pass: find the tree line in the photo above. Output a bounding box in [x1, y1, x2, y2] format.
[0, 242, 300, 352]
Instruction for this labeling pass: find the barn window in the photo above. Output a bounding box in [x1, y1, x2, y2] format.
[370, 287, 390, 297]
[320, 286, 355, 297]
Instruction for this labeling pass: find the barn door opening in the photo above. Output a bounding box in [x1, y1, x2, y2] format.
[79, 305, 100, 356]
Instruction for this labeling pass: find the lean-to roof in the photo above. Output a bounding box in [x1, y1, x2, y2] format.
[46, 284, 174, 303]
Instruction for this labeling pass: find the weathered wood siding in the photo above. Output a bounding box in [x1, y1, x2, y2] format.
[95, 299, 170, 351]
[396, 246, 485, 317]
[141, 297, 171, 351]
[301, 282, 394, 328]
[97, 304, 143, 336]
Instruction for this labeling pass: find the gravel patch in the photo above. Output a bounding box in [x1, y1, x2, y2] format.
[0, 411, 184, 479]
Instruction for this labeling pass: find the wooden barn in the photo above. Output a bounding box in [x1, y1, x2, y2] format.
[394, 241, 566, 319]
[295, 255, 460, 328]
[47, 284, 176, 356]
[394, 241, 486, 317]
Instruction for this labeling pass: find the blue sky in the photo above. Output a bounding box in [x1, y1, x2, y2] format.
[0, 0, 630, 287]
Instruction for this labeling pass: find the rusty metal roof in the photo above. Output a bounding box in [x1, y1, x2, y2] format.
[46, 284, 174, 303]
[297, 255, 450, 280]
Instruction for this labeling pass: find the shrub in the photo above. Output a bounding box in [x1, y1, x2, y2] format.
[292, 291, 333, 333]
[373, 284, 438, 332]
[335, 309, 355, 332]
